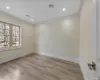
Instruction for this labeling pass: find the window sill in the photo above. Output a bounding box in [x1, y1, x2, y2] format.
[0, 47, 21, 52]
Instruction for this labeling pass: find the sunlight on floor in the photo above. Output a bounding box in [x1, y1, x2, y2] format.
[0, 68, 20, 80]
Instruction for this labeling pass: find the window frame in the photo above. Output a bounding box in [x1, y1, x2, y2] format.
[0, 21, 21, 51]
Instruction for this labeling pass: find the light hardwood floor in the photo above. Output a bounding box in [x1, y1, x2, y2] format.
[0, 54, 84, 80]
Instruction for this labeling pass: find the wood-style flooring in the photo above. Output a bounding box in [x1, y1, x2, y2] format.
[0, 54, 84, 80]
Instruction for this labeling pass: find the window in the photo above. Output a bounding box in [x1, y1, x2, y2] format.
[0, 21, 21, 49]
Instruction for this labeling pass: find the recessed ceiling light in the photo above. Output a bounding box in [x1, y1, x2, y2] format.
[6, 6, 10, 10]
[31, 19, 34, 22]
[63, 8, 66, 12]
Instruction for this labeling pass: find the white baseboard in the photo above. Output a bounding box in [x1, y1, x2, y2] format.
[0, 52, 33, 64]
[79, 63, 89, 80]
[37, 52, 79, 64]
[0, 52, 78, 64]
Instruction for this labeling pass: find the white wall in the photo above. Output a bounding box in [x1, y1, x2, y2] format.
[97, 0, 100, 77]
[35, 14, 80, 63]
[0, 11, 35, 63]
[80, 0, 97, 80]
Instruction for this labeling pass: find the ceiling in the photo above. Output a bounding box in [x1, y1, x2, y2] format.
[0, 0, 81, 24]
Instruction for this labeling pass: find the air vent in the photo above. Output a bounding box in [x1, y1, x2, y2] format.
[48, 4, 54, 8]
[26, 15, 30, 17]
[26, 15, 34, 22]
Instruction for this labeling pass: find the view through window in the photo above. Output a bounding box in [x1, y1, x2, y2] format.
[0, 21, 20, 49]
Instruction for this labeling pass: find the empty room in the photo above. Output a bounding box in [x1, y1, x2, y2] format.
[0, 0, 99, 80]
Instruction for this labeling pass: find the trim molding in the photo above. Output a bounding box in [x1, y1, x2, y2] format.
[79, 63, 89, 80]
[0, 52, 78, 64]
[37, 52, 79, 64]
[0, 52, 33, 64]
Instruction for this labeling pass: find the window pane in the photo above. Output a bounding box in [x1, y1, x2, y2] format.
[0, 21, 20, 49]
[12, 25, 20, 47]
[0, 22, 10, 48]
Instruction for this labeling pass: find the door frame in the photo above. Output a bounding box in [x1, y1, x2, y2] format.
[93, 0, 100, 78]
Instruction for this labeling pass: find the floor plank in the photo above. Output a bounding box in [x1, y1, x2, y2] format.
[0, 53, 84, 80]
